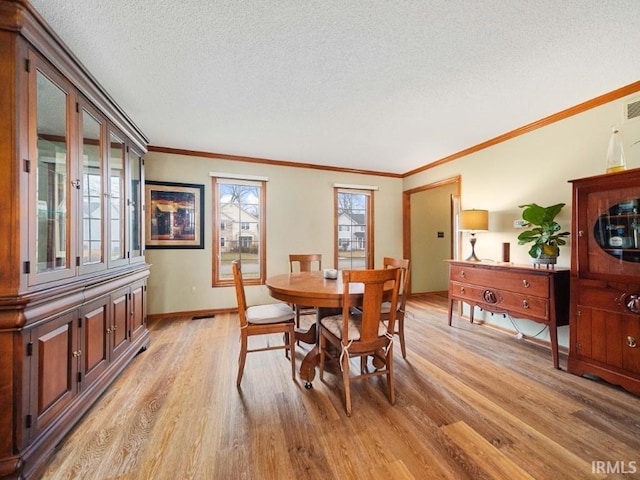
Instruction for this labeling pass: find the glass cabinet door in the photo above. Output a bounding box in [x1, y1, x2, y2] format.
[129, 149, 144, 262]
[30, 59, 75, 284]
[582, 184, 640, 279]
[79, 101, 105, 273]
[108, 130, 127, 267]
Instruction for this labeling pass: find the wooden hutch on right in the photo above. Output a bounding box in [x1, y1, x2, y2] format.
[568, 168, 640, 396]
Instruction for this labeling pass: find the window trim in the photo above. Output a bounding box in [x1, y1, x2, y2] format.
[333, 186, 374, 270]
[212, 177, 266, 287]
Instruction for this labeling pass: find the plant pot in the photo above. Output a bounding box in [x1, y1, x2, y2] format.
[532, 253, 558, 267]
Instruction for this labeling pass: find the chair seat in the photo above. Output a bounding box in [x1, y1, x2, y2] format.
[320, 313, 386, 341]
[247, 303, 295, 325]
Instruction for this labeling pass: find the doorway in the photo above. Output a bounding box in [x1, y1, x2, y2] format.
[403, 176, 460, 294]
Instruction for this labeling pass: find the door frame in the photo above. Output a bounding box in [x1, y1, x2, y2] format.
[403, 175, 461, 294]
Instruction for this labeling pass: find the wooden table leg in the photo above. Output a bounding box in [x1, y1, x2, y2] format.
[549, 321, 560, 370]
[297, 307, 340, 388]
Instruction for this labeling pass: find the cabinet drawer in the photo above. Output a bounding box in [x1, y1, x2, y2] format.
[449, 265, 549, 297]
[450, 281, 549, 321]
[576, 285, 640, 316]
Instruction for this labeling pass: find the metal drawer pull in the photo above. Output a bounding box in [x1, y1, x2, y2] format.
[625, 294, 640, 314]
[628, 336, 637, 348]
[522, 300, 529, 309]
[522, 279, 530, 288]
[460, 270, 466, 278]
[460, 287, 465, 294]
[483, 290, 497, 304]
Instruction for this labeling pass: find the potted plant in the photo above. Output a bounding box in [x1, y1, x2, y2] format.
[517, 203, 570, 265]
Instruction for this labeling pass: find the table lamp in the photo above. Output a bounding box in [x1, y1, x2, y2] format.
[459, 209, 489, 262]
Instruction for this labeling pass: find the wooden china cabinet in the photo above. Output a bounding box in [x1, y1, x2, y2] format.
[0, 2, 150, 478]
[568, 168, 640, 396]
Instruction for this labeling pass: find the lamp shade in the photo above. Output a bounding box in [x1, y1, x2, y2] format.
[459, 209, 489, 232]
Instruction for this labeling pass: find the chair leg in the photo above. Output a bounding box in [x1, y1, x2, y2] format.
[237, 333, 248, 386]
[288, 325, 296, 381]
[398, 317, 406, 359]
[342, 348, 352, 416]
[386, 342, 396, 405]
[284, 332, 290, 358]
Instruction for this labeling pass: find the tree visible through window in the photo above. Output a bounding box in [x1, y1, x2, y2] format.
[335, 188, 373, 270]
[213, 178, 265, 285]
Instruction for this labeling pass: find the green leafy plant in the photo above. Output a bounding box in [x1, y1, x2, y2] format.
[517, 203, 570, 259]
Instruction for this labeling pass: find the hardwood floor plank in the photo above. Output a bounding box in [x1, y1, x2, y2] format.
[442, 421, 536, 480]
[40, 295, 640, 480]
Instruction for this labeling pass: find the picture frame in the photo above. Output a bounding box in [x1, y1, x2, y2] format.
[145, 180, 204, 249]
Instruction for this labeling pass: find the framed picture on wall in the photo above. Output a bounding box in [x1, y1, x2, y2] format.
[145, 181, 204, 249]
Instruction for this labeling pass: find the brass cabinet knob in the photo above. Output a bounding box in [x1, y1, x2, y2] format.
[460, 287, 465, 294]
[578, 230, 585, 237]
[522, 300, 529, 309]
[522, 279, 530, 288]
[460, 270, 466, 278]
[628, 336, 637, 348]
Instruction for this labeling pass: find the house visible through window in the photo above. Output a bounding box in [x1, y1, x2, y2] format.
[213, 177, 265, 285]
[334, 187, 374, 270]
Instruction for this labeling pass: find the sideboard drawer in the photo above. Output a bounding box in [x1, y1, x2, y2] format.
[449, 265, 549, 297]
[450, 282, 549, 321]
[498, 291, 549, 321]
[449, 281, 485, 304]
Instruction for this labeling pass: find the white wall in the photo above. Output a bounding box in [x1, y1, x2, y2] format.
[404, 92, 640, 347]
[144, 152, 403, 315]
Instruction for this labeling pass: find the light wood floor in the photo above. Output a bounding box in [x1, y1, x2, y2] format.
[41, 294, 640, 480]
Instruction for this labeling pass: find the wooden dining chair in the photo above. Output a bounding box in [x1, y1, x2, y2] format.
[232, 260, 296, 386]
[381, 257, 411, 358]
[318, 267, 401, 416]
[288, 254, 322, 328]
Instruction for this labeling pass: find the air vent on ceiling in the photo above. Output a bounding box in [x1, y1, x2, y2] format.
[625, 97, 640, 122]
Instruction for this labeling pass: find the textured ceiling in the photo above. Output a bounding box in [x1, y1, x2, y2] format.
[28, 0, 640, 175]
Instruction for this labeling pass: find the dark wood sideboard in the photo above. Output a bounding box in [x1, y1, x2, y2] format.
[446, 260, 570, 369]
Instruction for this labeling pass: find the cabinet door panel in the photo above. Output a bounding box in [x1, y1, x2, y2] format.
[575, 306, 592, 359]
[30, 311, 78, 436]
[111, 289, 129, 359]
[622, 316, 640, 375]
[81, 299, 109, 389]
[130, 282, 145, 340]
[589, 308, 608, 364]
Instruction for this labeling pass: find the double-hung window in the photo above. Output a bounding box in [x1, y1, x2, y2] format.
[334, 186, 374, 270]
[213, 176, 265, 286]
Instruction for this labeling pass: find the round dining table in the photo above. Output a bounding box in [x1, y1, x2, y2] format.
[265, 271, 366, 387]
